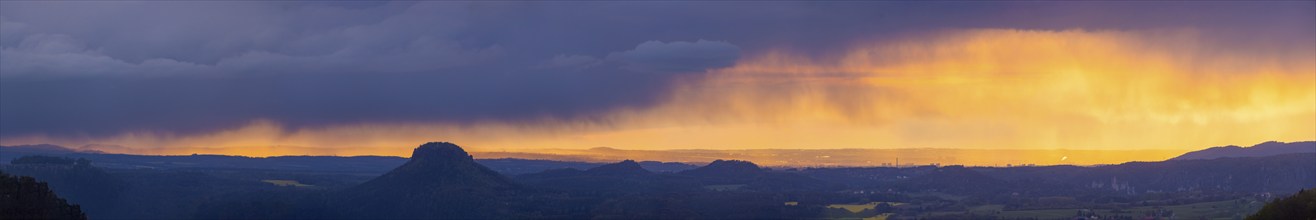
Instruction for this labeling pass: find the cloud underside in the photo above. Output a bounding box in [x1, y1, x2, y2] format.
[0, 39, 741, 137]
[0, 2, 1313, 153]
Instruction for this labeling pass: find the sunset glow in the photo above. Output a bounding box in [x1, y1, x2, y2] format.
[4, 3, 1315, 219]
[4, 28, 1311, 165]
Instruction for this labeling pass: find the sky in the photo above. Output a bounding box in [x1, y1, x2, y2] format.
[0, 1, 1313, 159]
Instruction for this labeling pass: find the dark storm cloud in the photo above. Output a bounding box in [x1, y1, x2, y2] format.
[608, 40, 740, 73]
[0, 1, 1311, 138]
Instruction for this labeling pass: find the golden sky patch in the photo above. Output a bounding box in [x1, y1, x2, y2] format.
[5, 29, 1313, 165]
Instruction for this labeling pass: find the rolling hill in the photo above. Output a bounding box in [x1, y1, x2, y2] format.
[1172, 141, 1316, 160]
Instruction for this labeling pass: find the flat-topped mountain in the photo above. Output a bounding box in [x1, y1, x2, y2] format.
[1172, 141, 1316, 160]
[680, 160, 764, 178]
[336, 142, 519, 219]
[350, 142, 517, 191]
[9, 141, 1313, 220]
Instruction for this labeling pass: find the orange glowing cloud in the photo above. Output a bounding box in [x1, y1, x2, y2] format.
[651, 29, 1316, 150]
[5, 29, 1313, 163]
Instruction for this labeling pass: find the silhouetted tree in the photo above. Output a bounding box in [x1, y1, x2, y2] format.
[1248, 188, 1316, 220]
[0, 171, 88, 220]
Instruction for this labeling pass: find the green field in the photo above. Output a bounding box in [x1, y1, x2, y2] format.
[937, 199, 1265, 220]
[827, 202, 907, 213]
[862, 213, 892, 220]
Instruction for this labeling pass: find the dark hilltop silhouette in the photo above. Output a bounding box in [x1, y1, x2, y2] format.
[352, 142, 518, 191]
[1, 141, 1313, 219]
[681, 159, 765, 178]
[1172, 141, 1316, 160]
[335, 142, 522, 219]
[584, 160, 653, 176]
[1, 171, 87, 220]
